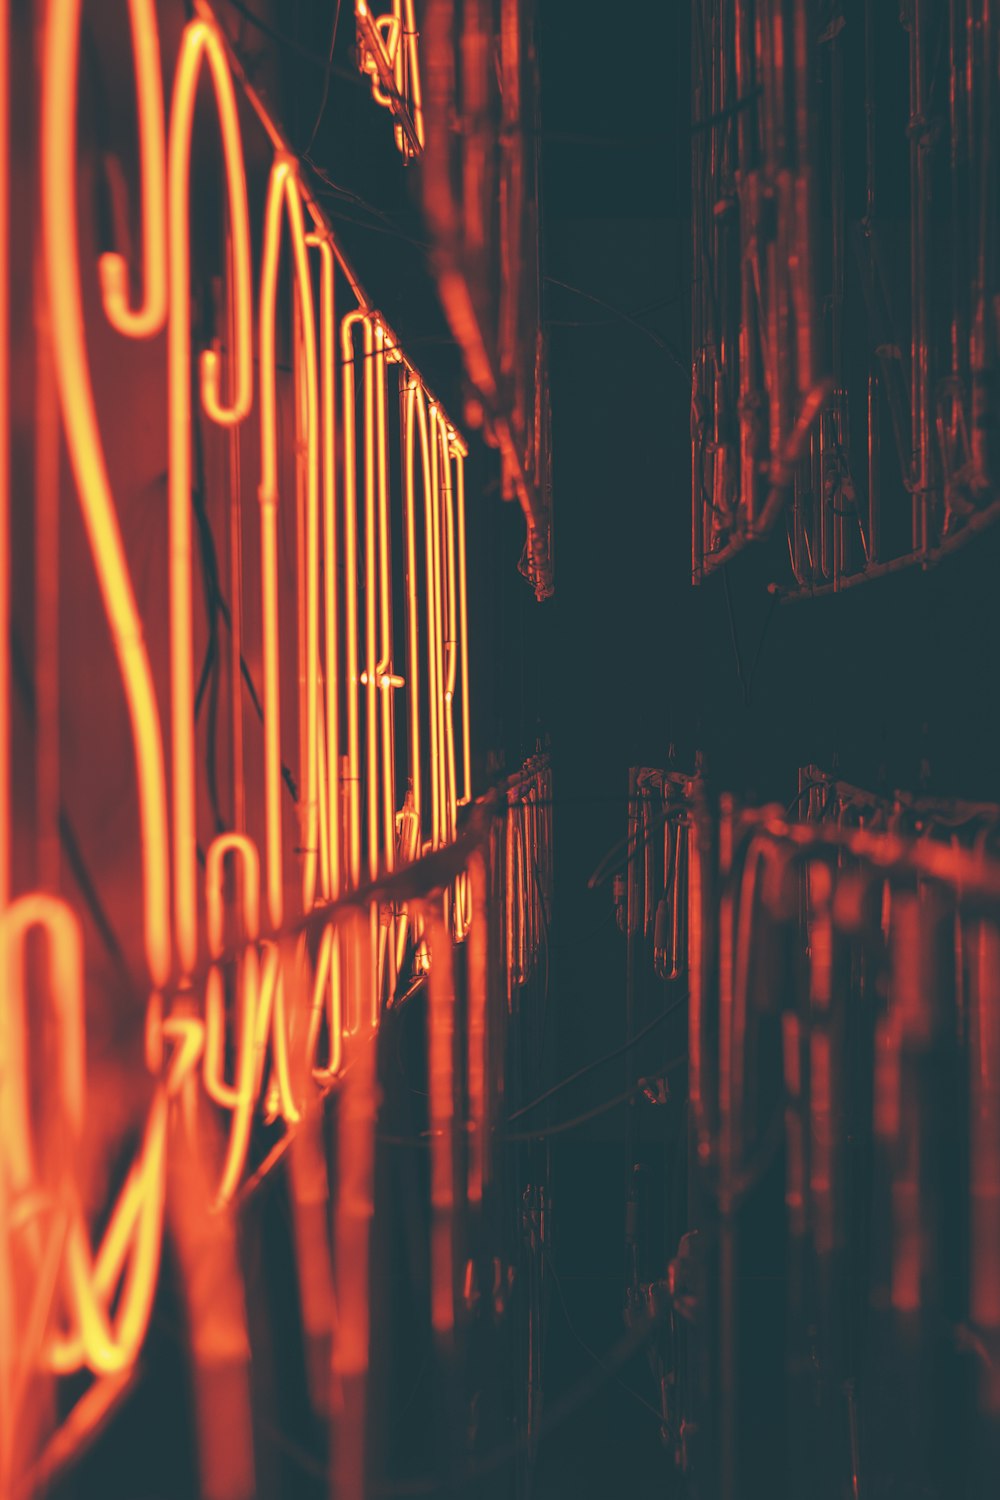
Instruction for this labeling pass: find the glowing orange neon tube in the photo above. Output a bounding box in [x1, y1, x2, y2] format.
[331, 912, 377, 1500]
[400, 1, 424, 152]
[362, 324, 379, 887]
[204, 834, 261, 1203]
[97, 0, 167, 339]
[466, 851, 487, 1205]
[375, 324, 397, 882]
[453, 437, 471, 807]
[0, 0, 8, 923]
[53, 1094, 167, 1375]
[0, 1, 9, 1466]
[424, 906, 456, 1335]
[425, 402, 444, 849]
[292, 277, 321, 918]
[438, 418, 459, 849]
[168, 17, 254, 977]
[0, 896, 167, 1378]
[402, 378, 424, 835]
[340, 312, 371, 890]
[306, 233, 341, 904]
[259, 155, 320, 934]
[355, 0, 424, 159]
[42, 0, 171, 987]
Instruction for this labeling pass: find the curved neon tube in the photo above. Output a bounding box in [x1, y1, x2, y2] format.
[96, 0, 166, 338]
[42, 0, 171, 987]
[402, 378, 423, 834]
[453, 438, 471, 807]
[203, 834, 261, 1203]
[168, 16, 253, 977]
[259, 156, 320, 933]
[340, 312, 371, 889]
[306, 233, 341, 903]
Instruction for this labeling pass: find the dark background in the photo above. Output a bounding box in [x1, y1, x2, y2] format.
[532, 2, 1000, 1495]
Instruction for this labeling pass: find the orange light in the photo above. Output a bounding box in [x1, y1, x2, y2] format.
[340, 312, 369, 892]
[203, 835, 261, 1203]
[168, 17, 254, 978]
[453, 437, 472, 808]
[96, 1, 167, 339]
[355, 0, 424, 159]
[466, 851, 488, 1204]
[42, 0, 171, 987]
[331, 913, 377, 1500]
[424, 906, 455, 1335]
[259, 156, 319, 934]
[307, 233, 341, 904]
[0, 0, 8, 924]
[402, 377, 425, 834]
[25, 0, 479, 1443]
[0, 896, 167, 1378]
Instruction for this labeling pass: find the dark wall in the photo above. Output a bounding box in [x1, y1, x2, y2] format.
[533, 4, 1000, 1495]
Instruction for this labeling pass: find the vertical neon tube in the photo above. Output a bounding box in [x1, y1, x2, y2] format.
[466, 850, 487, 1205]
[424, 401, 443, 848]
[42, 0, 171, 986]
[402, 379, 423, 837]
[97, 0, 166, 338]
[375, 327, 396, 879]
[203, 834, 261, 1204]
[331, 911, 376, 1500]
[425, 905, 456, 1336]
[453, 438, 471, 807]
[258, 156, 319, 934]
[363, 324, 379, 883]
[307, 235, 341, 903]
[169, 17, 253, 975]
[439, 421, 458, 847]
[340, 313, 368, 890]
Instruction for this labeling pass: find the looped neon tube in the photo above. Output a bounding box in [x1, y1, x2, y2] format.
[259, 155, 320, 935]
[42, 0, 171, 988]
[168, 16, 254, 978]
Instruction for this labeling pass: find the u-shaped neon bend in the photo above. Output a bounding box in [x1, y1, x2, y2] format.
[259, 156, 320, 935]
[96, 0, 167, 338]
[42, 0, 171, 988]
[168, 17, 254, 978]
[204, 834, 262, 1203]
[402, 378, 425, 837]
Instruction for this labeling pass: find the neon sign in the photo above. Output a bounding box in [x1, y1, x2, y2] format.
[3, 1, 476, 1486]
[355, 0, 425, 160]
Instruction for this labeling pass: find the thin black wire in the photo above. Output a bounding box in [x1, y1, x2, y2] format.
[218, 0, 360, 84]
[263, 1312, 661, 1495]
[744, 589, 779, 705]
[544, 275, 687, 376]
[502, 1059, 686, 1144]
[587, 802, 687, 890]
[537, 1235, 665, 1424]
[502, 1085, 640, 1142]
[302, 0, 342, 156]
[507, 996, 687, 1123]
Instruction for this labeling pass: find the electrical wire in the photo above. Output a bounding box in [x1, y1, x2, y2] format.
[302, 0, 341, 156]
[502, 1060, 686, 1144]
[502, 1086, 640, 1142]
[538, 1236, 665, 1424]
[217, 0, 360, 84]
[507, 996, 687, 1122]
[544, 274, 687, 375]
